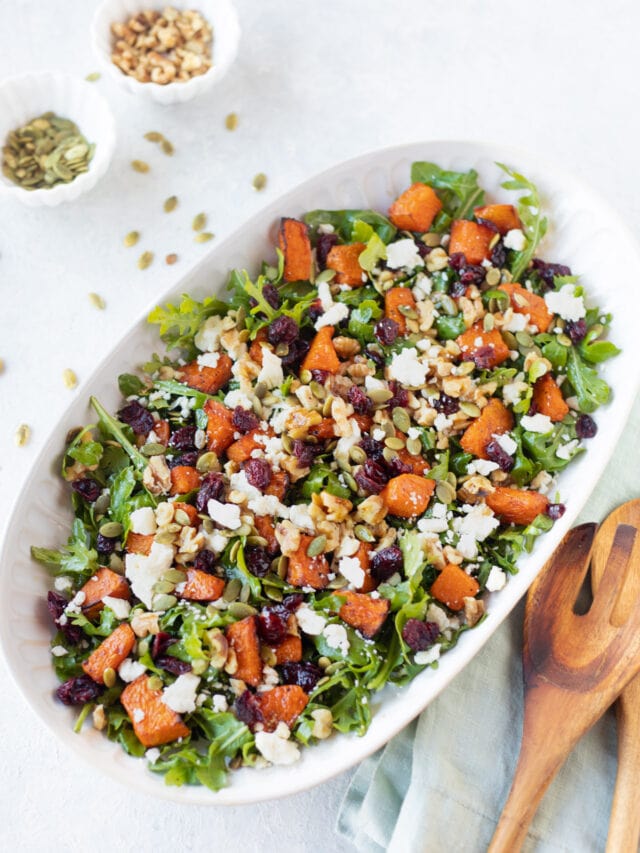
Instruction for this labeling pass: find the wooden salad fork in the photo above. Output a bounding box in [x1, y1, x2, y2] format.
[489, 519, 640, 852]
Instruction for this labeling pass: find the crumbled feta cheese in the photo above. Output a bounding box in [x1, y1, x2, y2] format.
[407, 427, 421, 440]
[502, 382, 525, 407]
[455, 503, 500, 542]
[132, 708, 145, 723]
[317, 223, 334, 235]
[323, 623, 350, 654]
[288, 503, 314, 531]
[51, 645, 68, 657]
[207, 498, 242, 530]
[102, 596, 132, 620]
[257, 349, 284, 389]
[129, 506, 157, 536]
[255, 723, 300, 765]
[556, 439, 579, 460]
[229, 470, 262, 502]
[197, 352, 220, 369]
[118, 658, 147, 682]
[212, 694, 229, 713]
[503, 229, 527, 251]
[433, 412, 453, 432]
[426, 603, 450, 632]
[248, 494, 286, 517]
[413, 272, 433, 299]
[315, 301, 349, 330]
[457, 533, 479, 560]
[194, 315, 225, 352]
[372, 427, 386, 442]
[492, 432, 518, 455]
[337, 535, 360, 558]
[415, 644, 441, 665]
[486, 566, 507, 592]
[387, 347, 428, 387]
[54, 576, 73, 592]
[161, 673, 201, 713]
[502, 312, 529, 333]
[295, 605, 327, 636]
[125, 542, 175, 609]
[145, 748, 161, 764]
[200, 527, 228, 553]
[385, 238, 424, 270]
[224, 389, 254, 410]
[269, 405, 292, 434]
[467, 459, 500, 476]
[365, 375, 387, 392]
[317, 280, 334, 311]
[544, 284, 586, 322]
[338, 555, 365, 589]
[431, 502, 447, 519]
[521, 413, 554, 434]
[417, 516, 449, 534]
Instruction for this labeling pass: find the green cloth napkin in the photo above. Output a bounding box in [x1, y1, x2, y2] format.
[337, 391, 640, 852]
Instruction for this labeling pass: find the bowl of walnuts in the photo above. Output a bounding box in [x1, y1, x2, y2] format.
[91, 0, 240, 104]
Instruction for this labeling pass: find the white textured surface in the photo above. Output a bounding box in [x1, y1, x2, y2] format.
[1, 0, 640, 849]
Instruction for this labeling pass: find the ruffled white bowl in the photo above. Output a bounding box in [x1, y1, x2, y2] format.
[91, 0, 240, 105]
[0, 72, 116, 208]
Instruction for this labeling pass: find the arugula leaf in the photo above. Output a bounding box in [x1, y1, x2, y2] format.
[108, 466, 155, 528]
[578, 324, 621, 364]
[566, 347, 611, 412]
[359, 233, 387, 274]
[301, 464, 351, 500]
[348, 299, 382, 344]
[497, 163, 548, 281]
[398, 530, 427, 581]
[148, 294, 228, 354]
[303, 209, 397, 244]
[67, 438, 103, 468]
[410, 162, 485, 230]
[435, 315, 466, 340]
[31, 518, 98, 579]
[153, 379, 212, 407]
[118, 373, 145, 397]
[91, 396, 147, 471]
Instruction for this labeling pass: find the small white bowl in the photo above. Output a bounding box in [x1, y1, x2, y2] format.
[91, 0, 240, 105]
[0, 72, 116, 208]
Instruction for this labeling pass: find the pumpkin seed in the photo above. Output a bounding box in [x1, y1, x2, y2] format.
[228, 540, 241, 563]
[265, 586, 284, 602]
[236, 523, 252, 537]
[354, 524, 375, 543]
[277, 555, 289, 579]
[557, 333, 572, 347]
[247, 535, 268, 548]
[166, 253, 178, 265]
[398, 304, 418, 319]
[252, 172, 267, 191]
[191, 659, 208, 675]
[62, 368, 78, 389]
[223, 578, 242, 602]
[142, 442, 166, 457]
[406, 437, 422, 456]
[385, 436, 405, 451]
[483, 314, 495, 332]
[131, 160, 150, 173]
[382, 447, 399, 464]
[367, 388, 394, 404]
[153, 593, 177, 610]
[307, 535, 327, 557]
[254, 382, 268, 399]
[342, 471, 358, 491]
[174, 508, 191, 526]
[349, 446, 367, 465]
[422, 232, 441, 247]
[328, 575, 349, 589]
[161, 139, 174, 156]
[94, 493, 110, 514]
[109, 554, 125, 574]
[299, 369, 312, 384]
[438, 295, 458, 316]
[383, 421, 397, 438]
[515, 331, 534, 348]
[195, 232, 214, 244]
[154, 580, 176, 595]
[228, 602, 257, 619]
[485, 267, 501, 286]
[324, 661, 345, 676]
[309, 380, 326, 400]
[99, 521, 123, 538]
[144, 131, 164, 142]
[392, 407, 411, 433]
[192, 212, 207, 232]
[102, 667, 116, 688]
[163, 195, 178, 213]
[457, 361, 476, 376]
[502, 330, 518, 350]
[147, 675, 163, 691]
[315, 268, 336, 284]
[239, 583, 251, 603]
[225, 112, 238, 131]
[322, 396, 334, 417]
[138, 251, 154, 270]
[88, 292, 105, 309]
[123, 230, 139, 248]
[165, 569, 187, 584]
[196, 451, 219, 473]
[458, 401, 481, 418]
[14, 424, 30, 447]
[446, 472, 457, 488]
[435, 481, 456, 504]
[85, 72, 101, 82]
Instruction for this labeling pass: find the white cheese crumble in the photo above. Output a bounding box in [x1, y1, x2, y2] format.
[129, 506, 157, 536]
[224, 388, 254, 410]
[207, 498, 242, 530]
[433, 412, 453, 432]
[454, 503, 500, 544]
[338, 555, 365, 589]
[417, 516, 449, 534]
[102, 596, 132, 620]
[51, 645, 68, 657]
[161, 673, 201, 713]
[118, 658, 147, 683]
[145, 748, 161, 764]
[503, 229, 527, 251]
[502, 381, 525, 407]
[248, 494, 286, 517]
[295, 605, 327, 636]
[133, 708, 145, 723]
[315, 301, 349, 331]
[502, 312, 529, 333]
[521, 413, 554, 434]
[556, 439, 580, 460]
[317, 280, 334, 311]
[194, 315, 225, 352]
[385, 238, 424, 270]
[467, 459, 500, 477]
[257, 349, 284, 389]
[255, 723, 300, 765]
[544, 284, 586, 322]
[323, 623, 350, 654]
[387, 347, 428, 387]
[125, 542, 175, 610]
[492, 432, 518, 455]
[197, 352, 220, 369]
[212, 694, 229, 713]
[288, 503, 315, 531]
[486, 566, 507, 592]
[229, 470, 262, 502]
[54, 576, 73, 592]
[415, 643, 441, 665]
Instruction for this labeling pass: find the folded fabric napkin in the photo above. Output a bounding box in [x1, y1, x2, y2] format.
[337, 391, 640, 853]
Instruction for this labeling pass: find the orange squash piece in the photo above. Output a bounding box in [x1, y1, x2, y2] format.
[449, 219, 495, 265]
[308, 418, 336, 440]
[300, 326, 341, 375]
[395, 430, 430, 475]
[249, 328, 269, 366]
[336, 591, 390, 638]
[80, 567, 130, 620]
[278, 217, 312, 282]
[459, 398, 514, 460]
[178, 568, 225, 601]
[253, 684, 309, 732]
[326, 243, 366, 286]
[170, 465, 201, 496]
[203, 399, 236, 455]
[154, 420, 171, 445]
[254, 515, 278, 553]
[498, 282, 553, 333]
[431, 563, 480, 611]
[456, 322, 511, 369]
[388, 183, 443, 232]
[126, 531, 155, 556]
[354, 542, 375, 593]
[179, 354, 233, 395]
[286, 534, 330, 589]
[353, 413, 374, 433]
[531, 373, 569, 422]
[385, 287, 417, 336]
[380, 473, 435, 518]
[473, 204, 521, 235]
[82, 623, 136, 684]
[172, 501, 199, 526]
[265, 470, 289, 500]
[272, 634, 303, 665]
[226, 616, 263, 686]
[121, 675, 190, 747]
[486, 487, 549, 525]
[226, 430, 270, 464]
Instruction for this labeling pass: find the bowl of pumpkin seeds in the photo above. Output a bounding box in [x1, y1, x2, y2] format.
[0, 72, 116, 206]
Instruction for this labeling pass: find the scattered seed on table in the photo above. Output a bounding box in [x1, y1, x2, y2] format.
[164, 195, 178, 213]
[144, 131, 164, 143]
[194, 232, 214, 243]
[131, 160, 150, 173]
[0, 358, 5, 374]
[192, 212, 207, 232]
[252, 172, 267, 191]
[225, 112, 238, 130]
[124, 230, 140, 247]
[161, 139, 174, 156]
[85, 72, 101, 82]
[62, 368, 78, 390]
[166, 253, 178, 265]
[138, 251, 154, 270]
[15, 424, 31, 447]
[88, 292, 106, 309]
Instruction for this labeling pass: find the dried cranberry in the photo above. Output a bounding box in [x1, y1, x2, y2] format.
[268, 316, 299, 346]
[459, 265, 486, 287]
[195, 472, 225, 512]
[118, 400, 154, 435]
[374, 317, 399, 346]
[387, 455, 412, 477]
[486, 439, 515, 472]
[311, 369, 329, 384]
[56, 674, 103, 706]
[168, 451, 199, 469]
[151, 632, 174, 659]
[281, 661, 323, 693]
[245, 545, 272, 577]
[263, 283, 281, 310]
[565, 319, 587, 344]
[416, 241, 431, 259]
[257, 606, 290, 644]
[96, 533, 118, 554]
[280, 338, 309, 371]
[168, 426, 197, 451]
[546, 503, 566, 520]
[293, 440, 319, 468]
[235, 689, 263, 729]
[71, 477, 102, 502]
[371, 545, 403, 582]
[355, 459, 389, 495]
[282, 593, 303, 612]
[309, 300, 323, 322]
[348, 385, 373, 415]
[432, 393, 459, 415]
[193, 549, 216, 574]
[490, 241, 507, 269]
[471, 345, 497, 370]
[531, 259, 572, 290]
[359, 435, 385, 464]
[365, 346, 386, 368]
[449, 252, 466, 271]
[388, 380, 409, 409]
[156, 656, 192, 675]
[576, 414, 597, 439]
[402, 619, 440, 651]
[244, 458, 272, 491]
[47, 591, 84, 645]
[232, 406, 259, 434]
[316, 232, 339, 268]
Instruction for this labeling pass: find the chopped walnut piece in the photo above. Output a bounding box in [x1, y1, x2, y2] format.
[463, 596, 485, 627]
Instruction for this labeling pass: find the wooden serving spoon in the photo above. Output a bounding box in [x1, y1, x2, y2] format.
[590, 500, 640, 853]
[489, 520, 640, 852]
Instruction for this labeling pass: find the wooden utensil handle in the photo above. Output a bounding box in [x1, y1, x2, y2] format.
[606, 686, 640, 853]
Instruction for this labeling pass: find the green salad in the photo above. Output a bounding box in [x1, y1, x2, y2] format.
[33, 160, 619, 790]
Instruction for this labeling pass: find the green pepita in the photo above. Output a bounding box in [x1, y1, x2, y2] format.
[102, 667, 116, 688]
[138, 251, 154, 270]
[131, 160, 150, 173]
[99, 521, 123, 538]
[147, 675, 163, 691]
[196, 451, 220, 473]
[141, 443, 166, 457]
[153, 593, 177, 611]
[307, 535, 327, 557]
[264, 586, 284, 602]
[367, 388, 394, 405]
[225, 112, 238, 131]
[458, 401, 481, 418]
[195, 232, 214, 244]
[483, 314, 495, 332]
[349, 446, 367, 465]
[557, 333, 572, 347]
[277, 555, 289, 580]
[485, 267, 501, 286]
[174, 508, 191, 526]
[354, 524, 375, 543]
[392, 407, 411, 433]
[515, 331, 533, 348]
[191, 659, 208, 675]
[123, 230, 139, 248]
[164, 195, 178, 213]
[223, 578, 242, 602]
[385, 436, 405, 451]
[165, 569, 188, 584]
[252, 172, 267, 191]
[228, 602, 258, 619]
[406, 437, 422, 456]
[153, 580, 176, 595]
[435, 481, 456, 504]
